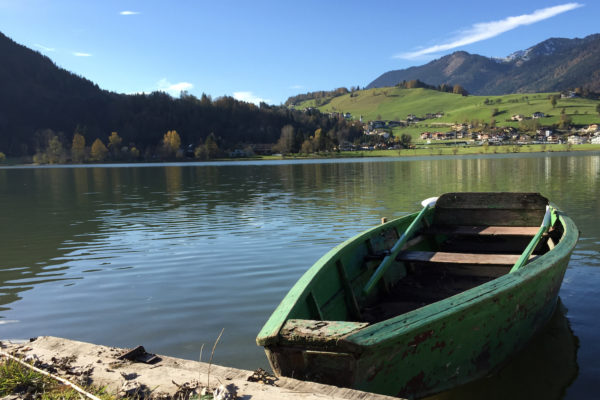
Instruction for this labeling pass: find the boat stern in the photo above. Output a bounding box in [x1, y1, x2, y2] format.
[262, 319, 367, 387]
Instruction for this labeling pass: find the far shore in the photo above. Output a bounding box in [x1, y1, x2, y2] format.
[2, 143, 600, 167]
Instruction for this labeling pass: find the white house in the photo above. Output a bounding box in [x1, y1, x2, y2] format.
[568, 135, 586, 145]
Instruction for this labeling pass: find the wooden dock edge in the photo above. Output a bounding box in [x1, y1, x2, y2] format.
[1, 336, 401, 400]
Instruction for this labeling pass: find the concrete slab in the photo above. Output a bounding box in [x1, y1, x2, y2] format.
[1, 336, 401, 400]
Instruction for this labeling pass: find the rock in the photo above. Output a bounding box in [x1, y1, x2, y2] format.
[22, 354, 38, 363]
[213, 384, 236, 400]
[120, 380, 141, 396]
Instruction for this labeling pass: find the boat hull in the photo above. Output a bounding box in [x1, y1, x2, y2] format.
[258, 196, 578, 399]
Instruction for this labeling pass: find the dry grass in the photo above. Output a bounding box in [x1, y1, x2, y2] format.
[0, 356, 120, 400]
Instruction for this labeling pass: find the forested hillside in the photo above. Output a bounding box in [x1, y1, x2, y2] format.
[0, 32, 361, 159]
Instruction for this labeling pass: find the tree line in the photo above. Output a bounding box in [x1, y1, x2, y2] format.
[1, 86, 365, 161]
[0, 31, 362, 161]
[394, 80, 468, 96]
[284, 87, 350, 106]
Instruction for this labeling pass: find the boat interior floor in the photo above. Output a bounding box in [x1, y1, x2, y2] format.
[359, 224, 553, 324]
[361, 269, 494, 324]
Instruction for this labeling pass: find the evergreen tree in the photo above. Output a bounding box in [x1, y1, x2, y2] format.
[205, 133, 220, 159]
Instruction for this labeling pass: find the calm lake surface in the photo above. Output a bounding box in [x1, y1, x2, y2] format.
[1, 152, 599, 399]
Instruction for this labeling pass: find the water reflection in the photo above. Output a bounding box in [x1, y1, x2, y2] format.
[0, 153, 599, 398]
[426, 300, 578, 400]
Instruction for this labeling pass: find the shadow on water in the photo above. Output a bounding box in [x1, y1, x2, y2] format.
[425, 299, 579, 400]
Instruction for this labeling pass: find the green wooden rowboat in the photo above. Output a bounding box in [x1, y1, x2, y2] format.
[256, 192, 579, 399]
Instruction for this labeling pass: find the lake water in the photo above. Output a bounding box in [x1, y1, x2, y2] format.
[1, 153, 599, 399]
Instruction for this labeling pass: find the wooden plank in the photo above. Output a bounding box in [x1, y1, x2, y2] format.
[426, 225, 540, 236]
[434, 208, 546, 227]
[435, 264, 509, 278]
[397, 250, 525, 265]
[436, 192, 547, 210]
[280, 320, 368, 345]
[439, 237, 532, 254]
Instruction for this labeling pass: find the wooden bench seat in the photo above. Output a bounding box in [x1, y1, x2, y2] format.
[425, 225, 540, 237]
[397, 250, 530, 266]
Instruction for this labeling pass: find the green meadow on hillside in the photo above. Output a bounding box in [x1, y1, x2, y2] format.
[293, 87, 600, 141]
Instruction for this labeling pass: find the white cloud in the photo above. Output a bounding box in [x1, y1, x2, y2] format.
[157, 78, 194, 96]
[73, 52, 92, 57]
[34, 43, 55, 52]
[233, 91, 271, 105]
[397, 3, 583, 59]
[120, 11, 140, 15]
[289, 84, 304, 90]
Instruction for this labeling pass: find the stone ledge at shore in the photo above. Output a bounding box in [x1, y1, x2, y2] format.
[1, 336, 400, 400]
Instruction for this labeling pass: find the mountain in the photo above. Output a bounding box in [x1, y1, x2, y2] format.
[0, 32, 361, 157]
[367, 34, 600, 94]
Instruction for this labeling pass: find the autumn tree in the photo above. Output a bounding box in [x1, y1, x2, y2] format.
[32, 130, 56, 164]
[558, 113, 572, 129]
[33, 131, 66, 164]
[193, 137, 207, 160]
[130, 147, 140, 160]
[274, 125, 295, 154]
[300, 139, 314, 154]
[71, 133, 86, 163]
[519, 119, 540, 132]
[205, 133, 220, 159]
[453, 84, 468, 96]
[194, 145, 207, 160]
[108, 132, 122, 158]
[313, 128, 334, 152]
[162, 130, 181, 158]
[400, 134, 412, 148]
[47, 136, 66, 164]
[90, 138, 108, 162]
[0, 152, 6, 163]
[550, 95, 558, 108]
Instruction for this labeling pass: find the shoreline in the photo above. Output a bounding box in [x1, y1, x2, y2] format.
[2, 144, 600, 168]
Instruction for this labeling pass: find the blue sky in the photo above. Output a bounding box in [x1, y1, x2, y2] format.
[0, 1, 596, 105]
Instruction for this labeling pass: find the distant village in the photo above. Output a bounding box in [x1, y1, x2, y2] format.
[302, 107, 600, 152]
